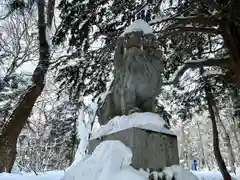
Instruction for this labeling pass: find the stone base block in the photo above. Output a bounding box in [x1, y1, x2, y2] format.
[88, 127, 179, 170]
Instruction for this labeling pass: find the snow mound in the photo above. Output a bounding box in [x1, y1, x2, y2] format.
[61, 140, 146, 180]
[91, 112, 174, 139]
[157, 166, 240, 180]
[120, 19, 153, 37]
[159, 165, 199, 180]
[193, 171, 238, 180]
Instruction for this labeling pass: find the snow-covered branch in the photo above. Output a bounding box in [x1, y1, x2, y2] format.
[149, 14, 218, 27]
[163, 57, 229, 85]
[162, 27, 221, 35]
[150, 14, 221, 35]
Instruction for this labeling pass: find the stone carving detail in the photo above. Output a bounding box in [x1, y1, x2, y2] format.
[98, 22, 165, 125]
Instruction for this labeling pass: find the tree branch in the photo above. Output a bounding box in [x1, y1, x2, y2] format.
[167, 15, 219, 28]
[157, 27, 221, 35]
[163, 57, 230, 85]
[150, 14, 219, 27]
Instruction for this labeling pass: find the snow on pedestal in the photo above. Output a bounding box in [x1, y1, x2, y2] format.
[91, 112, 174, 139]
[89, 112, 179, 170]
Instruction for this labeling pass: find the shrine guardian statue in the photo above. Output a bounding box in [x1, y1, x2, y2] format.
[98, 20, 165, 125]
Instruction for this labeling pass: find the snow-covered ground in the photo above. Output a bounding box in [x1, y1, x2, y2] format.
[1, 169, 240, 180]
[1, 140, 240, 180]
[0, 171, 64, 180]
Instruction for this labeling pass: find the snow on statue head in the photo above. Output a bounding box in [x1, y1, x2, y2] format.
[98, 19, 165, 125]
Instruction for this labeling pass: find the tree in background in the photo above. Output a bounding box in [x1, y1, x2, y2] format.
[0, 11, 38, 133]
[0, 0, 54, 172]
[47, 100, 80, 168]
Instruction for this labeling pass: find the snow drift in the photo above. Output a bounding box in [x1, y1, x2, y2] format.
[159, 165, 199, 180]
[60, 140, 146, 180]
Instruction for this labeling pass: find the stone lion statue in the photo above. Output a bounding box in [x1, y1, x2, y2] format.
[97, 30, 164, 125]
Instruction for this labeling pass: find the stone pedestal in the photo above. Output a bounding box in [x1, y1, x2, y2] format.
[89, 127, 179, 170]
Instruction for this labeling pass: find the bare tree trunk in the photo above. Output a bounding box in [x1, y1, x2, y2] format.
[0, 0, 50, 172]
[196, 121, 210, 169]
[68, 116, 78, 167]
[214, 107, 236, 173]
[187, 147, 192, 169]
[228, 88, 240, 153]
[201, 67, 232, 180]
[179, 119, 187, 160]
[232, 127, 240, 152]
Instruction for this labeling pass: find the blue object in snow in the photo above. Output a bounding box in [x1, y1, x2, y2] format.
[193, 159, 197, 170]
